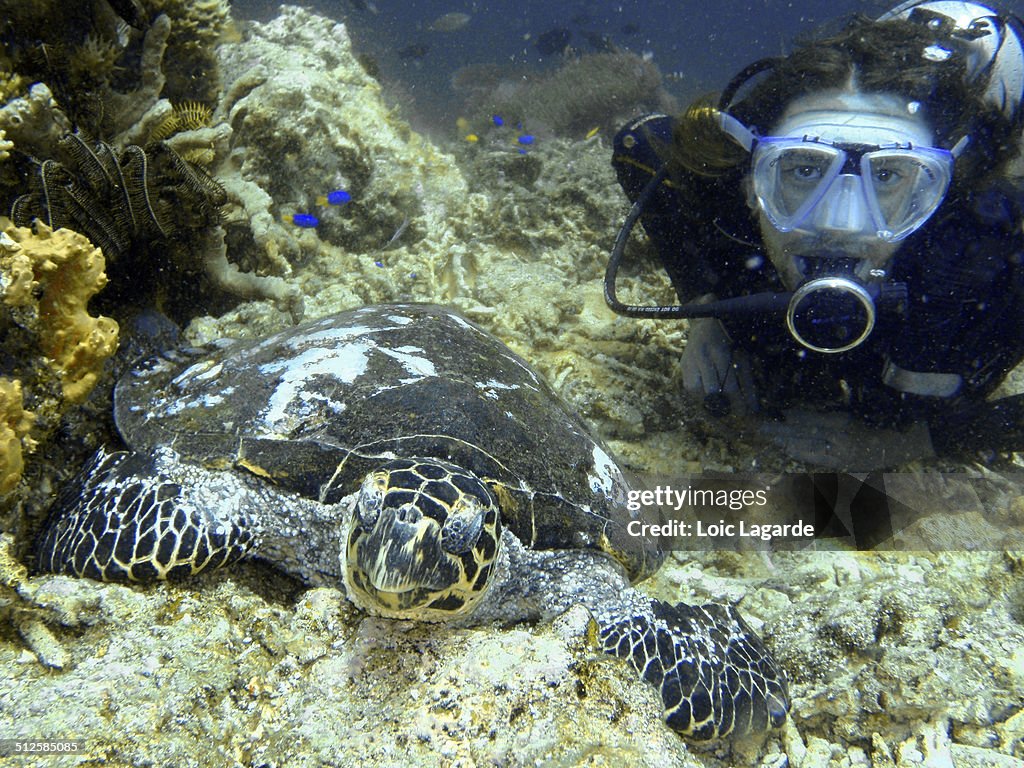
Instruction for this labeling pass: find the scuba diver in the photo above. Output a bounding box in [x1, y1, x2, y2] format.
[608, 1, 1024, 469]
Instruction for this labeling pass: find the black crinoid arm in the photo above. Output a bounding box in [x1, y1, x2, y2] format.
[597, 598, 789, 740]
[34, 447, 259, 582]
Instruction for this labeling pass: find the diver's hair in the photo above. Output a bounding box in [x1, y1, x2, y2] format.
[666, 14, 1021, 187]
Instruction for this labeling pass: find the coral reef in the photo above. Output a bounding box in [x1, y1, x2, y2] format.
[0, 1, 169, 141]
[100, 13, 173, 142]
[140, 0, 231, 107]
[205, 4, 468, 300]
[0, 0, 229, 139]
[0, 6, 296, 318]
[0, 83, 72, 161]
[457, 51, 675, 138]
[0, 378, 34, 496]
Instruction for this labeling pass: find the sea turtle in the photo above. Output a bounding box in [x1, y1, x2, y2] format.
[35, 303, 789, 739]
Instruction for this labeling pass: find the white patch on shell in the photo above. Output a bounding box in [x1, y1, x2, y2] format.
[283, 323, 378, 351]
[475, 378, 520, 400]
[256, 340, 376, 430]
[447, 314, 475, 331]
[160, 389, 232, 416]
[378, 346, 438, 383]
[497, 352, 543, 390]
[299, 389, 346, 415]
[170, 360, 224, 388]
[251, 332, 440, 432]
[588, 444, 623, 502]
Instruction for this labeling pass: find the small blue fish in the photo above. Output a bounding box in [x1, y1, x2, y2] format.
[374, 260, 384, 268]
[492, 114, 504, 127]
[316, 190, 352, 206]
[517, 134, 535, 145]
[288, 213, 319, 228]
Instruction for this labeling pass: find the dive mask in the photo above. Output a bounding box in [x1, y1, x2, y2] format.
[719, 110, 966, 242]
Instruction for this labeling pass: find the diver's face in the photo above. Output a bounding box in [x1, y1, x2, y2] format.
[749, 90, 937, 290]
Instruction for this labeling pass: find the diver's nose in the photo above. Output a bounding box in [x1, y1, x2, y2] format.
[811, 174, 872, 234]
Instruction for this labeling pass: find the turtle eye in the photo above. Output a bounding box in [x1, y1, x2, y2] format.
[440, 505, 484, 554]
[356, 477, 385, 527]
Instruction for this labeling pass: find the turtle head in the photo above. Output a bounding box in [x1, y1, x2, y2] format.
[343, 458, 502, 621]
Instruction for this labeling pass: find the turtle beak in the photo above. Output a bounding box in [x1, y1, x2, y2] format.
[355, 504, 459, 593]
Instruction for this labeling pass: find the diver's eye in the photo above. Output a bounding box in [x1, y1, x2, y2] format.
[793, 164, 822, 180]
[873, 167, 902, 184]
[440, 505, 484, 554]
[356, 476, 385, 527]
[776, 149, 829, 185]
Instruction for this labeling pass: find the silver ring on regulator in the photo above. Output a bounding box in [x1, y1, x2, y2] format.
[786, 277, 876, 354]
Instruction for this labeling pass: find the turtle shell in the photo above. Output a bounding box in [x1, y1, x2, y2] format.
[115, 304, 662, 581]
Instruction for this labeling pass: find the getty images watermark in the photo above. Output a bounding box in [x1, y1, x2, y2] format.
[625, 484, 815, 543]
[617, 472, 1024, 551]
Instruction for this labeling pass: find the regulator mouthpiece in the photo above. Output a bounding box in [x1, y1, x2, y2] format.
[786, 277, 877, 353]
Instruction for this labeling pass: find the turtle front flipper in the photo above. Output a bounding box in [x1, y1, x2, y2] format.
[596, 599, 789, 740]
[35, 447, 259, 582]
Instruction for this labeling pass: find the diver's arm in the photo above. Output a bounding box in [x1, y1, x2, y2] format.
[758, 410, 935, 471]
[929, 394, 1024, 458]
[681, 308, 757, 416]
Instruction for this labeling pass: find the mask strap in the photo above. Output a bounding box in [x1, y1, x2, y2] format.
[718, 57, 783, 113]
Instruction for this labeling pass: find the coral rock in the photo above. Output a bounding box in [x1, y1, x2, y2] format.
[0, 222, 119, 403]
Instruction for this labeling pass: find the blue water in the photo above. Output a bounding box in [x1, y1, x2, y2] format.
[233, 0, 1024, 126]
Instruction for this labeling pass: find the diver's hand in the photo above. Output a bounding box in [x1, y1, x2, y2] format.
[681, 318, 757, 416]
[759, 408, 935, 470]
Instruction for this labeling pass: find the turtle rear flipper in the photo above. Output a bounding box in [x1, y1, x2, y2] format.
[35, 447, 259, 582]
[597, 599, 789, 739]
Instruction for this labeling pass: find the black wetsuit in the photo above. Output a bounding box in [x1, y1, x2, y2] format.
[613, 114, 1024, 454]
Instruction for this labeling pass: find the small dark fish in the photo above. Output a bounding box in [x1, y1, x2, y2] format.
[620, 23, 641, 36]
[428, 12, 471, 32]
[535, 27, 572, 56]
[583, 31, 615, 53]
[398, 43, 431, 60]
